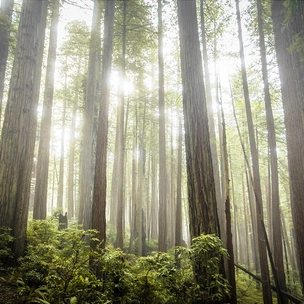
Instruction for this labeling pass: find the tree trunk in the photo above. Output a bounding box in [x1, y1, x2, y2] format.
[175, 118, 182, 247]
[0, 0, 14, 117]
[78, 0, 102, 230]
[91, 0, 115, 251]
[257, 0, 287, 298]
[235, 0, 272, 301]
[271, 0, 304, 293]
[116, 0, 127, 250]
[221, 100, 237, 304]
[67, 101, 77, 219]
[57, 93, 67, 211]
[0, 0, 48, 258]
[177, 0, 220, 238]
[158, 0, 167, 252]
[33, 0, 59, 220]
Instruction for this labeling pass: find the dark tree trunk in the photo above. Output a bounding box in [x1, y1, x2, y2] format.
[0, 0, 48, 258]
[177, 0, 220, 238]
[91, 0, 115, 251]
[272, 0, 304, 293]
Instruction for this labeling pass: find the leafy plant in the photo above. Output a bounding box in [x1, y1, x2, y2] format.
[0, 227, 14, 268]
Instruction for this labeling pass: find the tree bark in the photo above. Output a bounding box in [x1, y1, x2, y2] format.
[271, 0, 304, 293]
[91, 0, 115, 251]
[0, 0, 48, 258]
[0, 0, 14, 117]
[78, 0, 102, 230]
[177, 0, 220, 238]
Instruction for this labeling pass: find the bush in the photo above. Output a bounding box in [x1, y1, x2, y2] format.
[13, 222, 231, 304]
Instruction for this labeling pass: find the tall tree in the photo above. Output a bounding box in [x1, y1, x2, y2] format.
[177, 0, 220, 239]
[235, 0, 272, 302]
[0, 0, 48, 258]
[158, 0, 167, 252]
[272, 0, 304, 293]
[177, 0, 222, 287]
[116, 0, 127, 249]
[0, 0, 14, 115]
[33, 0, 60, 220]
[91, 0, 115, 249]
[78, 0, 101, 230]
[257, 0, 287, 298]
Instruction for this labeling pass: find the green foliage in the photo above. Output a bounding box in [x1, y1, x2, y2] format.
[235, 272, 264, 304]
[8, 223, 231, 303]
[0, 227, 14, 268]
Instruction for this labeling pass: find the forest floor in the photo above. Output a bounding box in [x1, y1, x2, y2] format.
[0, 276, 26, 304]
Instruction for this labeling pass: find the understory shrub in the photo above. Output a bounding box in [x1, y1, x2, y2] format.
[5, 219, 231, 303]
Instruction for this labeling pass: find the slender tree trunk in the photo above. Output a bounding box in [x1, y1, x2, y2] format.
[272, 0, 304, 293]
[67, 102, 77, 219]
[221, 101, 237, 304]
[116, 0, 127, 250]
[57, 93, 67, 211]
[235, 0, 272, 301]
[0, 0, 48, 258]
[78, 0, 101, 230]
[91, 0, 115, 252]
[175, 118, 182, 247]
[158, 0, 167, 252]
[33, 0, 60, 220]
[257, 0, 287, 298]
[0, 0, 14, 117]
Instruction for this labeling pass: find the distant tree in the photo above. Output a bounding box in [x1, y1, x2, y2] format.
[256, 0, 287, 299]
[272, 0, 304, 294]
[235, 0, 272, 301]
[158, 0, 167, 253]
[0, 0, 48, 258]
[33, 0, 60, 220]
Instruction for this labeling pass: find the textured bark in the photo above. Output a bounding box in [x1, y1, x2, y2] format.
[0, 0, 48, 258]
[33, 0, 60, 220]
[78, 0, 102, 230]
[257, 0, 286, 298]
[91, 0, 115, 249]
[199, 0, 222, 234]
[235, 0, 272, 301]
[0, 0, 14, 115]
[177, 0, 220, 238]
[271, 0, 304, 293]
[158, 0, 167, 252]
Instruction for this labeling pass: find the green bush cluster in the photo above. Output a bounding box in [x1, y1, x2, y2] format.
[3, 219, 230, 303]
